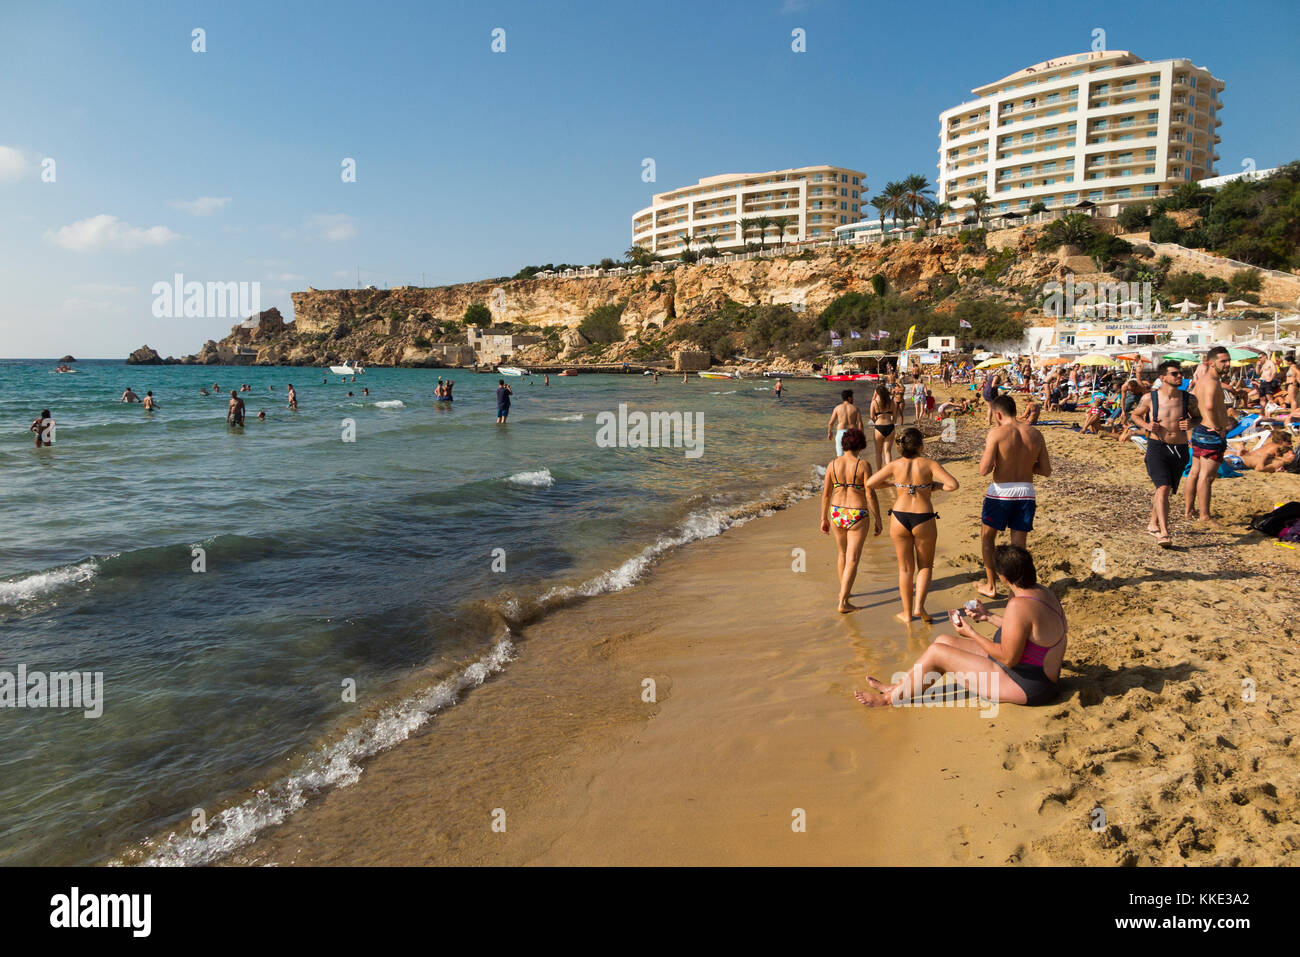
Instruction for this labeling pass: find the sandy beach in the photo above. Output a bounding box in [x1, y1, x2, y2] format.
[223, 393, 1300, 866]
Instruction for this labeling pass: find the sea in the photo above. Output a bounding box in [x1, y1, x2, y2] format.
[0, 359, 836, 865]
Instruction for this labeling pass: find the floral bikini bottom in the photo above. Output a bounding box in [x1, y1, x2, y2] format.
[829, 505, 866, 530]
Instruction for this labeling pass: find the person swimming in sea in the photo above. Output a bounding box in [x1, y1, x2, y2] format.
[227, 390, 245, 427]
[257, 410, 267, 421]
[120, 387, 140, 403]
[362, 387, 369, 396]
[143, 391, 159, 411]
[287, 384, 298, 411]
[30, 409, 55, 447]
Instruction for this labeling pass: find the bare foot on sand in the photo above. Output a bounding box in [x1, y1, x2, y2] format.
[854, 689, 893, 707]
[913, 608, 933, 623]
[1195, 516, 1222, 528]
[976, 584, 998, 599]
[1147, 525, 1160, 535]
[839, 601, 862, 614]
[865, 675, 894, 692]
[894, 611, 914, 623]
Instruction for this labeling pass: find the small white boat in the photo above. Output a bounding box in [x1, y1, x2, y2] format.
[698, 371, 739, 380]
[498, 366, 529, 376]
[329, 363, 364, 375]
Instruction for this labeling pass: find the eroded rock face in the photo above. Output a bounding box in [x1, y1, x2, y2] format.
[126, 345, 163, 364]
[190, 231, 1089, 367]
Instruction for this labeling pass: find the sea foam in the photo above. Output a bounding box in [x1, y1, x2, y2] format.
[506, 469, 554, 488]
[0, 559, 99, 606]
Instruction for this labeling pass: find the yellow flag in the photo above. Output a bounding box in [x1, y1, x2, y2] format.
[903, 324, 916, 352]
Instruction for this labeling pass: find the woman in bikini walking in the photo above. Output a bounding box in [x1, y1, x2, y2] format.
[866, 427, 959, 623]
[819, 428, 882, 613]
[855, 544, 1067, 708]
[868, 384, 898, 471]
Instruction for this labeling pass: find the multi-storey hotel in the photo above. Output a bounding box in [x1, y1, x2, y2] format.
[937, 50, 1223, 221]
[632, 165, 867, 256]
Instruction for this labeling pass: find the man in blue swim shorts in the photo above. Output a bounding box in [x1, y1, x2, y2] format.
[978, 395, 1051, 598]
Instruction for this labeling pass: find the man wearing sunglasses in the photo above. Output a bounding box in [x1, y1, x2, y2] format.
[1130, 359, 1194, 547]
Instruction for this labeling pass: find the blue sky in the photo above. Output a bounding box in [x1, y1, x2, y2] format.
[2, 0, 1298, 358]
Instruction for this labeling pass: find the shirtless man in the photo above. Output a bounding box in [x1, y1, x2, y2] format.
[977, 395, 1051, 598]
[1256, 353, 1279, 408]
[1130, 360, 1192, 547]
[287, 384, 298, 411]
[120, 387, 140, 403]
[227, 390, 246, 427]
[826, 390, 865, 456]
[142, 390, 159, 411]
[1184, 345, 1232, 525]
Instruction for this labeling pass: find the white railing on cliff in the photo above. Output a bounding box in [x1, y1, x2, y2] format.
[1143, 242, 1300, 284]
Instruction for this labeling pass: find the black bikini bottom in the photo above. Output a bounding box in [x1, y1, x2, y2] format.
[890, 510, 937, 532]
[875, 424, 895, 437]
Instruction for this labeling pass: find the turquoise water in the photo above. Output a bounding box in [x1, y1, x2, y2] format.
[0, 360, 832, 865]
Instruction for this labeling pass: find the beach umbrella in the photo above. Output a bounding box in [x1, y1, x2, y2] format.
[975, 357, 1010, 369]
[1075, 353, 1114, 366]
[1163, 351, 1201, 363]
[1226, 300, 1254, 309]
[1153, 300, 1163, 316]
[1037, 356, 1070, 366]
[1175, 299, 1201, 314]
[1225, 347, 1262, 361]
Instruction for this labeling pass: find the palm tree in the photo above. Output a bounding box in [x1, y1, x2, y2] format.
[924, 201, 952, 230]
[883, 181, 908, 230]
[900, 174, 935, 222]
[870, 194, 892, 233]
[783, 217, 800, 244]
[755, 215, 773, 249]
[769, 216, 793, 247]
[704, 234, 720, 257]
[740, 217, 758, 250]
[970, 189, 990, 225]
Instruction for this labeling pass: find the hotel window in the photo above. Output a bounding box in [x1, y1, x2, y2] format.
[1043, 161, 1057, 171]
[1146, 131, 1157, 138]
[1043, 178, 1055, 186]
[1020, 165, 1032, 175]
[814, 174, 823, 181]
[1044, 126, 1058, 137]
[840, 216, 847, 224]
[1190, 76, 1197, 88]
[1117, 152, 1133, 163]
[1046, 92, 1060, 104]
[1149, 75, 1160, 85]
[1067, 123, 1077, 133]
[1064, 192, 1078, 203]
[852, 176, 859, 185]
[999, 202, 1009, 211]
[840, 202, 847, 210]
[1147, 112, 1158, 122]
[1021, 133, 1034, 142]
[1065, 175, 1074, 183]
[1122, 79, 1136, 90]
[1189, 95, 1197, 107]
[851, 190, 858, 199]
[1095, 83, 1109, 94]
[1094, 120, 1108, 130]
[1116, 187, 1131, 198]
[1089, 190, 1104, 201]
[851, 204, 858, 213]
[841, 188, 848, 196]
[812, 187, 821, 196]
[1144, 167, 1155, 175]
[1145, 148, 1156, 160]
[811, 215, 820, 223]
[1143, 185, 1157, 195]
[1149, 94, 1159, 101]
[840, 174, 848, 182]
[1021, 149, 1033, 156]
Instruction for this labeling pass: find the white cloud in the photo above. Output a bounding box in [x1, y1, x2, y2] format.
[46, 214, 182, 252]
[0, 146, 29, 181]
[170, 196, 231, 215]
[306, 213, 357, 241]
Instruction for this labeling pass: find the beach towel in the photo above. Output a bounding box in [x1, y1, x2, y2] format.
[1182, 460, 1241, 479]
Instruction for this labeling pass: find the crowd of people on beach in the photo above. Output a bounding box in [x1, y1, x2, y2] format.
[822, 344, 1295, 709]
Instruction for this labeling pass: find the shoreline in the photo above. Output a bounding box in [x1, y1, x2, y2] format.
[216, 400, 1300, 866]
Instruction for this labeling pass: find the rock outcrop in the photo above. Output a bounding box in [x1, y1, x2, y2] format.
[126, 345, 163, 365]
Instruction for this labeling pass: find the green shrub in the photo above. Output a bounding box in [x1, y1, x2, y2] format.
[463, 302, 491, 325]
[413, 335, 432, 349]
[579, 302, 626, 343]
[1229, 268, 1263, 294]
[1117, 204, 1151, 232]
[871, 274, 887, 297]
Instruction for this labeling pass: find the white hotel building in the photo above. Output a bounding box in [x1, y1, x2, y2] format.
[632, 165, 867, 256]
[937, 50, 1224, 221]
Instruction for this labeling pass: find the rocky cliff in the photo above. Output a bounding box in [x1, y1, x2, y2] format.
[174, 228, 1103, 369]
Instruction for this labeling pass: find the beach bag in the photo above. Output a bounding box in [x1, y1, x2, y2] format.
[1251, 502, 1300, 537]
[1280, 522, 1300, 544]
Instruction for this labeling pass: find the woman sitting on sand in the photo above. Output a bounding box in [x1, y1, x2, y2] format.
[865, 428, 959, 624]
[868, 384, 898, 470]
[820, 428, 882, 613]
[855, 545, 1066, 707]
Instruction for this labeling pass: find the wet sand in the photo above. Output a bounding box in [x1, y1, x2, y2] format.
[229, 396, 1300, 866]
